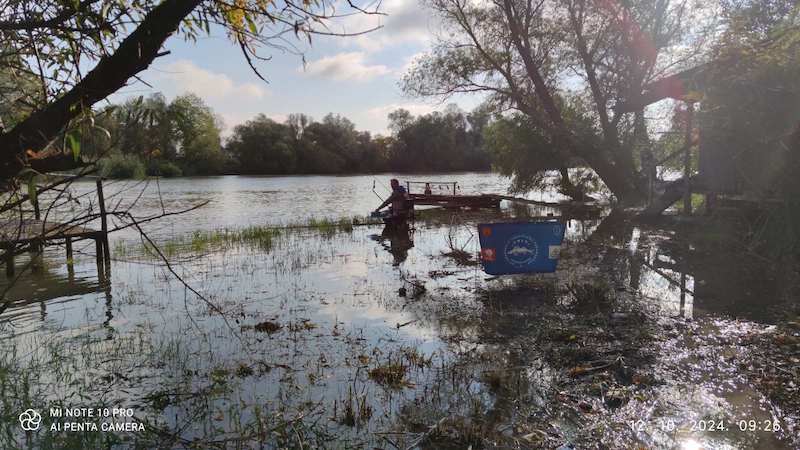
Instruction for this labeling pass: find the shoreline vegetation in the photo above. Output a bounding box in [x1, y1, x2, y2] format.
[84, 93, 493, 180]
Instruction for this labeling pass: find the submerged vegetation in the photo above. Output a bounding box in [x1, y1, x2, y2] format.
[115, 215, 375, 258]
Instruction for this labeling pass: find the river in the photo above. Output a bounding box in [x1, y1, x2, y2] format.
[73, 173, 551, 239]
[0, 173, 797, 449]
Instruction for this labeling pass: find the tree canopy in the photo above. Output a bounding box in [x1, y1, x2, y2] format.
[403, 0, 713, 207]
[224, 106, 494, 175]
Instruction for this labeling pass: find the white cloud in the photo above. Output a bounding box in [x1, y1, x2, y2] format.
[338, 0, 433, 52]
[301, 52, 390, 81]
[157, 60, 269, 100]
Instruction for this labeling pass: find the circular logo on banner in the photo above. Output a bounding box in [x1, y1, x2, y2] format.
[504, 235, 538, 267]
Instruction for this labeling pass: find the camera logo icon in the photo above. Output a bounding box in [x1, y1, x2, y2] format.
[19, 409, 42, 431]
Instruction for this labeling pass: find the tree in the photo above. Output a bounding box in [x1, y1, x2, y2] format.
[388, 109, 413, 135]
[106, 94, 174, 161]
[168, 94, 224, 175]
[386, 105, 492, 172]
[404, 0, 711, 204]
[0, 0, 379, 184]
[485, 113, 563, 193]
[226, 114, 297, 174]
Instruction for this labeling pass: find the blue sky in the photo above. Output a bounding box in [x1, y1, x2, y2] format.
[111, 0, 482, 136]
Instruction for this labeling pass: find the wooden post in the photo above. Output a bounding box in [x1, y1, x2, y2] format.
[95, 236, 106, 281]
[66, 237, 74, 273]
[96, 179, 111, 264]
[95, 236, 103, 264]
[31, 181, 42, 254]
[4, 245, 13, 277]
[683, 103, 694, 216]
[30, 240, 42, 273]
[32, 192, 40, 221]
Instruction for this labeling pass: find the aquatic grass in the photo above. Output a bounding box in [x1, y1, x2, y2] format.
[306, 216, 358, 236]
[334, 386, 373, 427]
[115, 215, 378, 259]
[368, 360, 410, 389]
[189, 226, 281, 252]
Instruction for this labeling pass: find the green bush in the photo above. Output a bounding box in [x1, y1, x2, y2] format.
[98, 153, 146, 179]
[147, 159, 183, 177]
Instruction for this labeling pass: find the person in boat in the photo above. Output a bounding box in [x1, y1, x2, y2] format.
[424, 183, 432, 196]
[373, 179, 410, 223]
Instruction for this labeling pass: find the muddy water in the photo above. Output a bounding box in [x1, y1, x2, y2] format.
[1, 175, 798, 449]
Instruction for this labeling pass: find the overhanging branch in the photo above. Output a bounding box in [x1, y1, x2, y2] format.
[0, 0, 203, 180]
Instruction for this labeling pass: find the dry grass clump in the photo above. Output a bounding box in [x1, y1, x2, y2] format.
[369, 362, 410, 388]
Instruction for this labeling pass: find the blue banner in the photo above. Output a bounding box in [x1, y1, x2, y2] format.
[478, 221, 566, 275]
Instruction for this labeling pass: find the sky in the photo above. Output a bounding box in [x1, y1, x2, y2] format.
[110, 0, 482, 137]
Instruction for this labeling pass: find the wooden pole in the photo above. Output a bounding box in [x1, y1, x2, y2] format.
[95, 236, 103, 263]
[30, 240, 42, 273]
[96, 179, 111, 264]
[32, 191, 40, 221]
[65, 236, 75, 281]
[683, 103, 694, 215]
[4, 245, 13, 277]
[95, 236, 105, 281]
[31, 179, 42, 254]
[65, 236, 73, 271]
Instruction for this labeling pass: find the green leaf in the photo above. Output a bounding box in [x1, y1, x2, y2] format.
[246, 15, 258, 34]
[67, 134, 81, 161]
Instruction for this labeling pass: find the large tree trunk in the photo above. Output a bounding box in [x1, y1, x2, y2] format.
[557, 167, 586, 201]
[640, 175, 703, 217]
[0, 0, 203, 182]
[580, 148, 646, 204]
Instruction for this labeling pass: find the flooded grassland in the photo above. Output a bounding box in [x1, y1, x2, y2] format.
[1, 175, 799, 449]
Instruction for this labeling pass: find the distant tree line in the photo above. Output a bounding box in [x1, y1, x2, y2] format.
[81, 93, 493, 178]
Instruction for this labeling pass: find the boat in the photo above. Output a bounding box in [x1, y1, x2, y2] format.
[403, 180, 501, 209]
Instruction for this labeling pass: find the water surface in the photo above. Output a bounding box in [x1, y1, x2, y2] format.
[1, 174, 797, 449]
